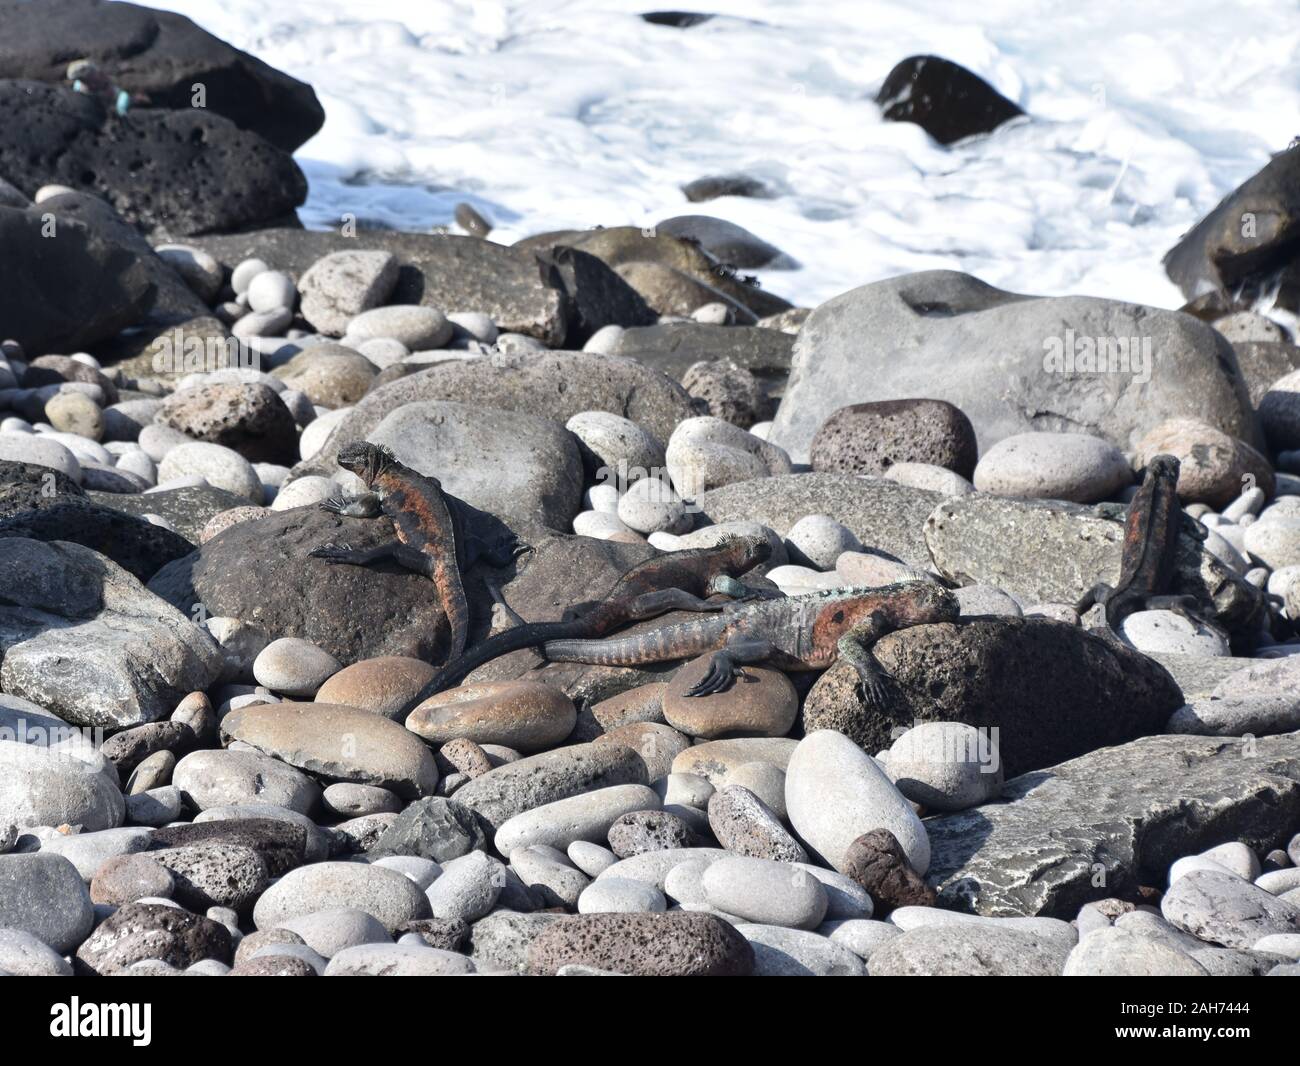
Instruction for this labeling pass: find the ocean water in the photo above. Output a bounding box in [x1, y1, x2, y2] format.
[158, 0, 1300, 311]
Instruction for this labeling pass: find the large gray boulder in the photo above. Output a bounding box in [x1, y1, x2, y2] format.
[924, 493, 1263, 633]
[693, 473, 942, 570]
[0, 538, 222, 727]
[0, 0, 324, 152]
[0, 204, 153, 354]
[770, 270, 1260, 462]
[926, 732, 1300, 917]
[366, 401, 584, 530]
[296, 352, 700, 478]
[804, 616, 1182, 778]
[0, 80, 306, 240]
[1163, 144, 1300, 313]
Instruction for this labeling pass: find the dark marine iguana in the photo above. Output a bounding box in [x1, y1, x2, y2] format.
[419, 532, 777, 699]
[537, 581, 960, 704]
[310, 441, 527, 662]
[1073, 453, 1225, 640]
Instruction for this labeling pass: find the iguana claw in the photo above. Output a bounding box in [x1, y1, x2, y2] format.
[310, 542, 355, 563]
[685, 652, 737, 697]
[854, 668, 892, 712]
[319, 494, 351, 515]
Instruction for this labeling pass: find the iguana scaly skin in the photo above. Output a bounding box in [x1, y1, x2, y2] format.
[1073, 453, 1223, 639]
[311, 441, 526, 663]
[540, 581, 960, 702]
[420, 533, 775, 698]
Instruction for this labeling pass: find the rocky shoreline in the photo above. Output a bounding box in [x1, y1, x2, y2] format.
[1, 1, 1299, 978]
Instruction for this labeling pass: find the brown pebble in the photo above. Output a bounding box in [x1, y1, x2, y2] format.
[842, 828, 936, 911]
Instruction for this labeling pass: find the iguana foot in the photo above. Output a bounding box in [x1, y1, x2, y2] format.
[320, 492, 382, 518]
[311, 541, 363, 564]
[853, 665, 893, 712]
[685, 652, 738, 697]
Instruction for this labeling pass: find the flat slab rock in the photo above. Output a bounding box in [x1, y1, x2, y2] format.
[147, 502, 456, 666]
[924, 493, 1261, 632]
[925, 732, 1300, 918]
[0, 537, 222, 727]
[694, 473, 943, 570]
[192, 229, 566, 345]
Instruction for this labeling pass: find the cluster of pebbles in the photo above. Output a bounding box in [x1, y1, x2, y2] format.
[4, 13, 1300, 978]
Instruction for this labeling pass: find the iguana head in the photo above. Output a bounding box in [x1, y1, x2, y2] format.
[718, 533, 773, 570]
[337, 441, 397, 487]
[1145, 454, 1181, 483]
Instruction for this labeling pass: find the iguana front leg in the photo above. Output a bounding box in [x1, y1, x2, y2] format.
[320, 491, 384, 518]
[311, 538, 400, 565]
[836, 611, 899, 711]
[684, 636, 775, 697]
[707, 575, 782, 601]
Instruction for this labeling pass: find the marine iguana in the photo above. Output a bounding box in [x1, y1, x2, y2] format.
[537, 581, 960, 704]
[419, 532, 776, 698]
[310, 441, 527, 663]
[1073, 453, 1224, 639]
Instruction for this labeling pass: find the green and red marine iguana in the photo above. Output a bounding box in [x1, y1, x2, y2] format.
[1073, 453, 1225, 640]
[418, 532, 777, 698]
[536, 581, 960, 704]
[310, 441, 527, 662]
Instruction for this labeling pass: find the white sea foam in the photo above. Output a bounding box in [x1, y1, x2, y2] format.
[155, 0, 1300, 310]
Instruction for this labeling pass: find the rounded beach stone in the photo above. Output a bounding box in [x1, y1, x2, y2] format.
[251, 637, 341, 696]
[75, 901, 233, 975]
[525, 912, 754, 975]
[253, 861, 431, 933]
[158, 441, 262, 501]
[435, 737, 492, 779]
[616, 474, 689, 534]
[46, 390, 104, 440]
[1063, 926, 1208, 975]
[1135, 417, 1275, 507]
[577, 876, 667, 914]
[786, 730, 930, 875]
[151, 843, 269, 913]
[172, 748, 321, 814]
[725, 761, 787, 818]
[1119, 610, 1229, 656]
[0, 927, 74, 976]
[708, 784, 806, 862]
[406, 680, 577, 752]
[307, 656, 434, 721]
[90, 853, 176, 906]
[886, 721, 1004, 811]
[298, 250, 400, 335]
[809, 399, 977, 478]
[568, 840, 619, 877]
[671, 737, 799, 787]
[323, 942, 475, 975]
[661, 656, 797, 738]
[607, 809, 696, 858]
[565, 411, 667, 482]
[702, 856, 828, 929]
[973, 431, 1131, 503]
[424, 850, 503, 923]
[495, 783, 662, 856]
[247, 270, 297, 313]
[593, 721, 690, 780]
[842, 829, 936, 910]
[0, 852, 94, 953]
[277, 907, 392, 958]
[665, 415, 793, 499]
[347, 305, 452, 349]
[784, 513, 862, 570]
[884, 461, 974, 496]
[737, 923, 867, 976]
[220, 701, 439, 798]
